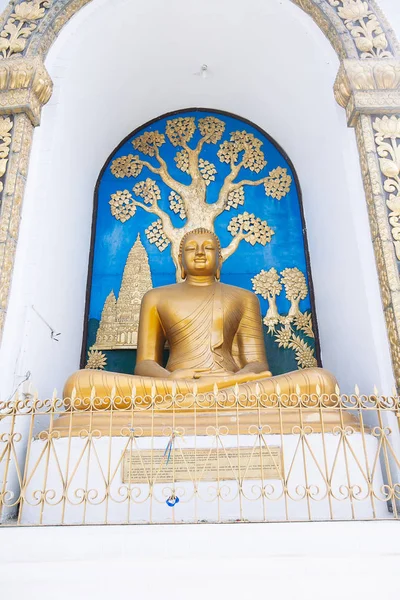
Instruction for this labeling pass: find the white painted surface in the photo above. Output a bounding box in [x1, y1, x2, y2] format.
[19, 432, 390, 525]
[0, 0, 399, 401]
[0, 521, 399, 599]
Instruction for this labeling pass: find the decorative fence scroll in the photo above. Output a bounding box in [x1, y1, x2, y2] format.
[0, 388, 399, 525]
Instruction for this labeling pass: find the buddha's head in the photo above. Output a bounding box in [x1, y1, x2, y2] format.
[179, 228, 222, 281]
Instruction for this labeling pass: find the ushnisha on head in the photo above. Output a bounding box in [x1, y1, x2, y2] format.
[178, 228, 222, 281]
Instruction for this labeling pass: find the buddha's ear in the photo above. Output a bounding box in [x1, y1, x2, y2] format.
[178, 255, 186, 280]
[216, 260, 221, 281]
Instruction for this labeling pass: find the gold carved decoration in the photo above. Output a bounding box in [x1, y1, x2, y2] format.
[334, 59, 400, 125]
[372, 115, 400, 259]
[109, 117, 291, 275]
[0, 56, 52, 125]
[93, 234, 153, 350]
[252, 267, 317, 369]
[0, 1, 51, 59]
[0, 115, 13, 192]
[328, 0, 392, 59]
[85, 348, 107, 370]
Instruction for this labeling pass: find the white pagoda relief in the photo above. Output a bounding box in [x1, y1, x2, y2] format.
[93, 234, 153, 349]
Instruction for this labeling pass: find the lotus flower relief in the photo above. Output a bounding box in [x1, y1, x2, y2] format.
[13, 2, 46, 21]
[373, 116, 400, 139]
[337, 1, 370, 21]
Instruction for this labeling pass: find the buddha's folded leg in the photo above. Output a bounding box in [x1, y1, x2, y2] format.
[63, 369, 198, 403]
[63, 367, 337, 410]
[231, 367, 338, 397]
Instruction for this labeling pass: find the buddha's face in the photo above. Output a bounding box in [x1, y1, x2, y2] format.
[180, 232, 220, 278]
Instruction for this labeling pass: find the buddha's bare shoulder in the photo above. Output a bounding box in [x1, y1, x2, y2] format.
[141, 283, 186, 304]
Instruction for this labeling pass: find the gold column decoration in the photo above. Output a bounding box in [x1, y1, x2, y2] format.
[334, 59, 400, 126]
[0, 0, 398, 391]
[0, 56, 52, 126]
[0, 112, 33, 334]
[0, 56, 52, 340]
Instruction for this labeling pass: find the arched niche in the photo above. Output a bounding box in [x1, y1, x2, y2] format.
[0, 0, 396, 399]
[84, 108, 320, 376]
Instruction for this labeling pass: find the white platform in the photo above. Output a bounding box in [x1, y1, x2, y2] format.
[19, 432, 391, 524]
[0, 522, 399, 600]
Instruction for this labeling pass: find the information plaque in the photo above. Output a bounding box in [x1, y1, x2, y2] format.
[122, 446, 282, 483]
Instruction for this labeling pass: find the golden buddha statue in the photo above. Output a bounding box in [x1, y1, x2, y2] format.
[64, 228, 337, 405]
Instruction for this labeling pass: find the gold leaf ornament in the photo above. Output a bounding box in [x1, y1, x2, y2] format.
[275, 326, 292, 348]
[198, 117, 226, 143]
[86, 348, 107, 370]
[251, 268, 282, 299]
[109, 190, 136, 223]
[264, 167, 292, 199]
[169, 191, 186, 219]
[111, 155, 143, 178]
[133, 178, 161, 205]
[132, 131, 165, 157]
[198, 159, 216, 185]
[217, 131, 266, 173]
[227, 212, 274, 246]
[226, 187, 245, 210]
[145, 219, 170, 251]
[174, 149, 189, 173]
[166, 117, 196, 147]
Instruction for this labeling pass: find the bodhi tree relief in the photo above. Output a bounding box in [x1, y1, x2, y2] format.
[109, 113, 291, 277]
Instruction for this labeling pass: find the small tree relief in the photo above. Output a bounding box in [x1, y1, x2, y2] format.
[252, 267, 317, 369]
[109, 115, 292, 278]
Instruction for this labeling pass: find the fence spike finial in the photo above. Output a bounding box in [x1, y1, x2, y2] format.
[373, 384, 379, 396]
[335, 383, 340, 395]
[354, 384, 360, 396]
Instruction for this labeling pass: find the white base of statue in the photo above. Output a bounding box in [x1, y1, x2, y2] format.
[19, 432, 391, 524]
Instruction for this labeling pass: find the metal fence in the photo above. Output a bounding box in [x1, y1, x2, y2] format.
[1, 387, 399, 525]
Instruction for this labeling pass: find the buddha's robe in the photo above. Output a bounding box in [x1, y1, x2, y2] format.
[64, 282, 336, 407]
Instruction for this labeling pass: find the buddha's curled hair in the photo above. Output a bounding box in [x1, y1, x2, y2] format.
[178, 228, 222, 258]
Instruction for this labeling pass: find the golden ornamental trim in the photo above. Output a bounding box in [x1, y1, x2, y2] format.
[0, 56, 52, 125]
[334, 59, 400, 125]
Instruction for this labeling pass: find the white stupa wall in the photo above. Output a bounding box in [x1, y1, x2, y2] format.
[0, 0, 398, 399]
